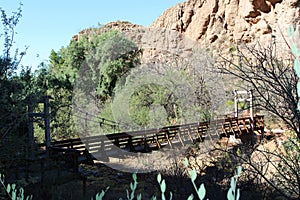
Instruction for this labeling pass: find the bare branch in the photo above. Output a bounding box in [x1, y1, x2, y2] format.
[217, 41, 300, 138]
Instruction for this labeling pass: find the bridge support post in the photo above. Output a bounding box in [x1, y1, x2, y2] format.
[234, 90, 238, 118]
[28, 95, 52, 156]
[248, 90, 254, 131]
[28, 98, 35, 160]
[234, 90, 254, 129]
[43, 96, 51, 155]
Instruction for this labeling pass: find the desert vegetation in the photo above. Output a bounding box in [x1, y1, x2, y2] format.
[0, 3, 299, 200]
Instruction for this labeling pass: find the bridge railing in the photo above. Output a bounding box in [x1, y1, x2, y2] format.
[46, 115, 264, 164]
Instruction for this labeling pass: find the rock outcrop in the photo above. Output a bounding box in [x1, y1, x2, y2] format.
[73, 21, 200, 65]
[72, 21, 143, 41]
[72, 1, 300, 59]
[151, 0, 300, 51]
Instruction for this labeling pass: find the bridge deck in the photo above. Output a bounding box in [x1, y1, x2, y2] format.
[48, 115, 264, 165]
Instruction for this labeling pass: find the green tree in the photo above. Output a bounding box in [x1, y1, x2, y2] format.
[49, 30, 142, 138]
[0, 4, 42, 160]
[129, 84, 180, 127]
[84, 30, 142, 101]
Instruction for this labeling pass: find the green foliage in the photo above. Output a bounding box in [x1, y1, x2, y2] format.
[89, 31, 141, 100]
[227, 166, 242, 200]
[50, 35, 89, 85]
[92, 186, 109, 200]
[0, 3, 39, 160]
[288, 26, 300, 111]
[50, 30, 142, 138]
[184, 157, 242, 200]
[44, 35, 91, 139]
[129, 84, 179, 127]
[1, 164, 244, 200]
[26, 65, 77, 140]
[283, 134, 300, 154]
[187, 168, 206, 200]
[156, 173, 172, 200]
[126, 173, 141, 200]
[0, 173, 32, 200]
[288, 26, 295, 38]
[0, 3, 26, 79]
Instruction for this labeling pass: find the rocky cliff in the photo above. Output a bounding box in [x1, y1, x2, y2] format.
[151, 0, 300, 51]
[73, 1, 300, 58]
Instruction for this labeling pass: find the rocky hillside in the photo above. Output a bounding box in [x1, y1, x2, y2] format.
[73, 21, 200, 65]
[72, 1, 300, 60]
[151, 0, 300, 51]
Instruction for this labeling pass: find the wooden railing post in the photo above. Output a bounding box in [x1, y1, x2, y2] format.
[43, 96, 51, 155]
[248, 90, 254, 131]
[234, 90, 238, 118]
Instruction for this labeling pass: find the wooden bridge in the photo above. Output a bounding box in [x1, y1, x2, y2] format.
[48, 115, 264, 169]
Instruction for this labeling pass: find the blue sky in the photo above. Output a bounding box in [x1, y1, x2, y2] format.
[0, 0, 183, 69]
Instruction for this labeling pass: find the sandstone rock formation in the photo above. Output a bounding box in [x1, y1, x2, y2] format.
[72, 1, 300, 62]
[73, 21, 202, 66]
[151, 0, 300, 52]
[72, 21, 143, 41]
[73, 1, 300, 55]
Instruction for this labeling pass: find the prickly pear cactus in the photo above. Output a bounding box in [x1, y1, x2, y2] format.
[288, 26, 300, 110]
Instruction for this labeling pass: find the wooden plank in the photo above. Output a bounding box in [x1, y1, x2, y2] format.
[48, 115, 264, 165]
[187, 125, 194, 142]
